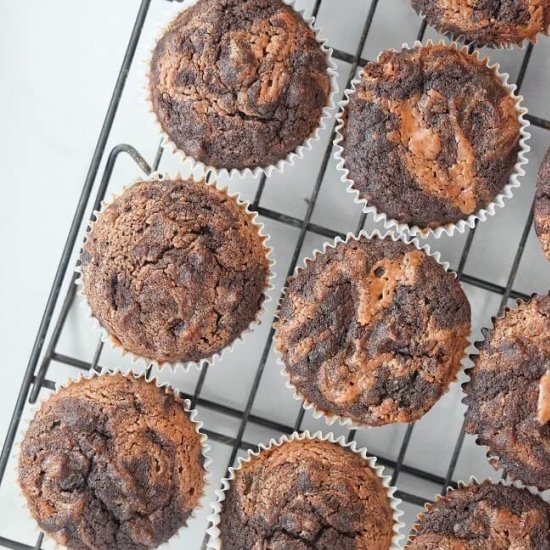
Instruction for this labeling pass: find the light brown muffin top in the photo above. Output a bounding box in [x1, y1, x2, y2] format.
[80, 179, 270, 364]
[219, 438, 394, 550]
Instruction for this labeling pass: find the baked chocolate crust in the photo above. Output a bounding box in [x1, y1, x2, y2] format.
[411, 0, 550, 47]
[275, 235, 471, 426]
[340, 44, 521, 229]
[407, 481, 550, 549]
[150, 0, 331, 170]
[18, 374, 204, 550]
[534, 147, 550, 261]
[219, 439, 394, 550]
[80, 179, 269, 364]
[464, 294, 550, 490]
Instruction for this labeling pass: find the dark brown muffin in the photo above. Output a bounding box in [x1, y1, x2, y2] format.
[464, 294, 550, 490]
[150, 0, 331, 171]
[218, 438, 395, 549]
[275, 235, 471, 426]
[80, 178, 269, 364]
[339, 43, 521, 230]
[407, 481, 550, 549]
[18, 374, 205, 550]
[411, 0, 550, 47]
[534, 147, 550, 261]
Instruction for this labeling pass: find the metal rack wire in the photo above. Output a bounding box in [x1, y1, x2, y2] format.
[1, 0, 548, 548]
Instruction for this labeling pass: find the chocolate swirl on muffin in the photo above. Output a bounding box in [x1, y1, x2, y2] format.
[411, 0, 550, 47]
[407, 481, 550, 549]
[464, 294, 550, 490]
[339, 44, 521, 230]
[150, 0, 331, 170]
[18, 374, 205, 550]
[218, 438, 395, 549]
[275, 235, 471, 426]
[534, 147, 550, 262]
[80, 179, 269, 364]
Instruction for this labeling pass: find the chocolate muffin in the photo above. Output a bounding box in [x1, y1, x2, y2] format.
[338, 43, 522, 231]
[534, 147, 550, 261]
[217, 438, 395, 549]
[464, 294, 550, 490]
[150, 0, 331, 171]
[407, 481, 550, 549]
[18, 374, 205, 550]
[275, 235, 471, 426]
[411, 0, 550, 47]
[80, 178, 270, 365]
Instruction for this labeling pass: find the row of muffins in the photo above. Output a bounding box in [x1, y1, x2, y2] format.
[147, 0, 536, 238]
[18, 372, 550, 549]
[17, 0, 550, 548]
[77, 171, 550, 490]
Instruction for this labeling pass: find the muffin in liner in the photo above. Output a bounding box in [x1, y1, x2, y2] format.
[411, 1, 550, 49]
[407, 477, 550, 548]
[15, 369, 211, 550]
[206, 430, 404, 549]
[275, 229, 471, 429]
[334, 40, 530, 239]
[76, 172, 275, 373]
[463, 292, 550, 492]
[534, 146, 550, 262]
[144, 0, 339, 180]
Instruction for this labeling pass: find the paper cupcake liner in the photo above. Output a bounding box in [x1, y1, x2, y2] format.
[413, 6, 549, 50]
[407, 476, 550, 546]
[206, 430, 404, 549]
[14, 369, 211, 550]
[334, 39, 531, 239]
[462, 292, 550, 493]
[143, 0, 339, 181]
[275, 229, 471, 430]
[75, 171, 275, 373]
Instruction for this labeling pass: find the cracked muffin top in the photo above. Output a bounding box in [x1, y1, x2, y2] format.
[275, 235, 471, 427]
[407, 481, 550, 549]
[464, 294, 550, 490]
[150, 0, 331, 171]
[534, 147, 550, 262]
[80, 178, 270, 364]
[411, 0, 550, 47]
[218, 438, 395, 550]
[18, 374, 205, 550]
[339, 43, 521, 231]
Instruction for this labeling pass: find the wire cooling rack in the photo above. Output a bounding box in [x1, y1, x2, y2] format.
[1, 0, 550, 548]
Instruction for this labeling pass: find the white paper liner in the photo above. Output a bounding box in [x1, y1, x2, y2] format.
[75, 171, 275, 373]
[413, 5, 550, 50]
[144, 0, 339, 181]
[275, 229, 471, 430]
[14, 369, 212, 550]
[334, 39, 531, 239]
[206, 430, 404, 549]
[463, 292, 550, 493]
[407, 476, 550, 546]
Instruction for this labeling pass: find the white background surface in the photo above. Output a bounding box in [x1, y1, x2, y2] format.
[1, 0, 550, 548]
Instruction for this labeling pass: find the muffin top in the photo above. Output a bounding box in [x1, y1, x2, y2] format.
[411, 0, 550, 47]
[275, 235, 471, 426]
[464, 294, 550, 490]
[80, 179, 269, 364]
[407, 481, 550, 549]
[218, 438, 394, 550]
[534, 147, 550, 261]
[150, 0, 331, 171]
[18, 374, 205, 550]
[340, 44, 521, 230]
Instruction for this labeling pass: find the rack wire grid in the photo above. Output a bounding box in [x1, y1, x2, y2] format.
[2, 0, 550, 548]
